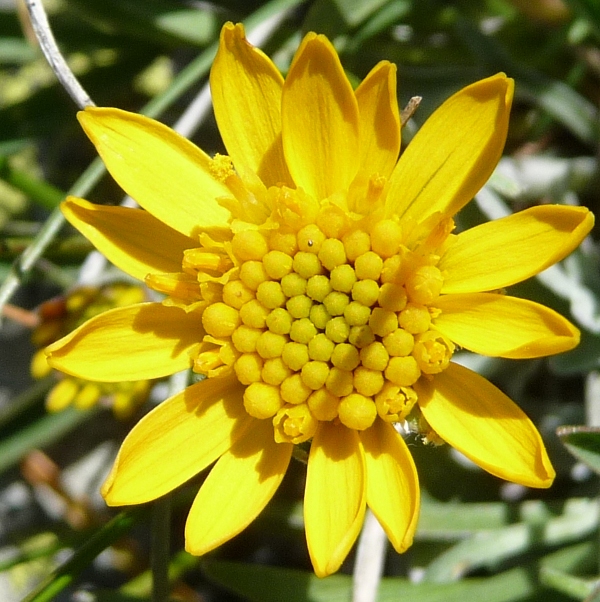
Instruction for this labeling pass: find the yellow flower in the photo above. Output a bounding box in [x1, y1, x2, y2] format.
[46, 23, 593, 576]
[32, 284, 152, 419]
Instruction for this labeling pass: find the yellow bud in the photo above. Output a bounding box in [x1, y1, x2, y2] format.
[282, 342, 309, 371]
[286, 294, 312, 319]
[308, 333, 335, 361]
[405, 265, 443, 304]
[383, 328, 414, 356]
[308, 388, 339, 421]
[239, 299, 270, 329]
[413, 331, 454, 374]
[281, 273, 307, 297]
[385, 356, 421, 386]
[331, 343, 360, 371]
[293, 252, 323, 278]
[348, 325, 375, 348]
[375, 383, 417, 422]
[244, 382, 283, 419]
[222, 280, 255, 309]
[325, 316, 350, 343]
[202, 302, 240, 338]
[338, 393, 377, 430]
[74, 382, 101, 409]
[354, 251, 384, 280]
[378, 283, 407, 312]
[318, 238, 347, 270]
[359, 341, 389, 371]
[399, 303, 431, 334]
[262, 357, 292, 385]
[323, 291, 350, 316]
[309, 304, 331, 330]
[239, 260, 269, 290]
[343, 229, 371, 262]
[234, 353, 263, 384]
[353, 367, 384, 396]
[306, 275, 332, 302]
[280, 374, 312, 404]
[297, 224, 326, 253]
[301, 361, 330, 390]
[352, 279, 380, 306]
[231, 230, 269, 261]
[330, 265, 357, 293]
[344, 301, 371, 326]
[290, 318, 318, 344]
[46, 378, 79, 412]
[269, 231, 298, 255]
[369, 308, 398, 337]
[257, 281, 286, 309]
[255, 331, 287, 359]
[371, 219, 402, 258]
[326, 367, 354, 397]
[263, 250, 294, 280]
[266, 308, 293, 335]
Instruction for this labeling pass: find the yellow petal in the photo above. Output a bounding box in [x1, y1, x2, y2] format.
[440, 205, 595, 294]
[46, 303, 202, 381]
[386, 74, 513, 225]
[102, 377, 250, 504]
[185, 419, 292, 554]
[62, 197, 195, 282]
[360, 420, 419, 553]
[282, 33, 360, 200]
[305, 422, 366, 577]
[434, 293, 580, 358]
[415, 362, 555, 488]
[354, 61, 400, 179]
[78, 107, 231, 237]
[210, 23, 292, 188]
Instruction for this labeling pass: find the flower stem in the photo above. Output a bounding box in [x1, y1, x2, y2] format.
[151, 496, 172, 602]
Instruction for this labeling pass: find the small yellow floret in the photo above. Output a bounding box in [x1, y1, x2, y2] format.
[255, 331, 287, 359]
[231, 230, 269, 261]
[290, 318, 318, 344]
[231, 325, 262, 353]
[293, 252, 323, 278]
[330, 265, 357, 293]
[343, 230, 371, 262]
[338, 393, 377, 430]
[280, 374, 312, 404]
[256, 281, 286, 309]
[359, 341, 389, 371]
[331, 343, 360, 371]
[262, 357, 292, 385]
[382, 328, 414, 356]
[326, 367, 354, 397]
[371, 219, 402, 258]
[413, 331, 454, 374]
[369, 308, 398, 337]
[378, 283, 407, 312]
[399, 303, 431, 334]
[273, 403, 318, 444]
[47, 378, 79, 412]
[281, 273, 307, 297]
[352, 279, 380, 306]
[282, 342, 309, 370]
[202, 302, 240, 338]
[286, 294, 312, 319]
[306, 275, 332, 301]
[301, 361, 330, 389]
[325, 316, 350, 343]
[375, 383, 418, 422]
[263, 250, 294, 280]
[243, 382, 283, 419]
[385, 356, 421, 386]
[353, 367, 384, 396]
[308, 333, 335, 361]
[297, 224, 326, 252]
[307, 388, 339, 420]
[380, 255, 402, 283]
[266, 308, 293, 335]
[348, 325, 375, 348]
[318, 238, 347, 270]
[234, 353, 263, 384]
[239, 299, 269, 328]
[323, 291, 349, 316]
[344, 301, 371, 326]
[269, 231, 298, 255]
[239, 260, 269, 290]
[310, 304, 331, 330]
[405, 265, 443, 304]
[222, 280, 255, 309]
[354, 251, 384, 280]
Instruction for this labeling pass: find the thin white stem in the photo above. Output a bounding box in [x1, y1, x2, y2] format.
[352, 509, 387, 602]
[24, 0, 94, 109]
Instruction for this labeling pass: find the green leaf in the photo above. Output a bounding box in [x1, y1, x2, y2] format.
[203, 561, 540, 602]
[557, 426, 600, 475]
[540, 566, 600, 600]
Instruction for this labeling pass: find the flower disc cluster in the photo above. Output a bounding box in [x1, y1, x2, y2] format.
[45, 22, 594, 577]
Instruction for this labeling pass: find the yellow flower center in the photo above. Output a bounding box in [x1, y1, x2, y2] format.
[177, 186, 456, 445]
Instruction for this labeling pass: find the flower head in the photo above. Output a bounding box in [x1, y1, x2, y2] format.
[46, 23, 593, 576]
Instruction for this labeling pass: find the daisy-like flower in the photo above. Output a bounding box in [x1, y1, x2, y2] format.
[46, 23, 593, 576]
[32, 283, 153, 419]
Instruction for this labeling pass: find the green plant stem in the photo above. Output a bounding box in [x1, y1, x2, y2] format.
[151, 496, 172, 602]
[22, 508, 149, 602]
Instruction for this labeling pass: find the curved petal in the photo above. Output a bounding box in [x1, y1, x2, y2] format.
[63, 197, 196, 282]
[386, 74, 513, 225]
[440, 205, 595, 294]
[102, 377, 250, 504]
[415, 362, 555, 488]
[78, 108, 231, 237]
[46, 303, 202, 381]
[282, 33, 360, 200]
[360, 420, 419, 553]
[305, 422, 366, 577]
[354, 61, 401, 179]
[210, 23, 292, 188]
[185, 419, 292, 554]
[434, 293, 580, 358]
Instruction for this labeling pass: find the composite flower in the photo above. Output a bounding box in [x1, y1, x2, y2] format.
[46, 23, 593, 576]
